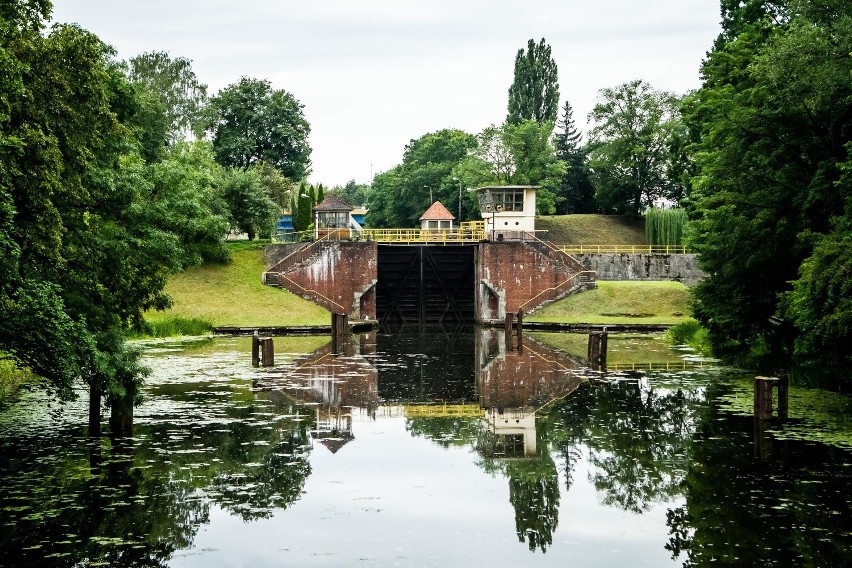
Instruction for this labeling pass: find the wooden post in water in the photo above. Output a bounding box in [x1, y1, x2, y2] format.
[588, 332, 601, 370]
[516, 309, 523, 339]
[753, 376, 775, 420]
[109, 397, 134, 436]
[89, 388, 102, 437]
[332, 313, 348, 354]
[251, 330, 260, 367]
[260, 337, 274, 367]
[587, 331, 608, 371]
[777, 372, 789, 420]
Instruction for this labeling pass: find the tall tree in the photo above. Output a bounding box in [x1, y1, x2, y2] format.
[686, 0, 851, 381]
[554, 101, 596, 213]
[587, 79, 685, 215]
[506, 38, 559, 125]
[0, 3, 230, 421]
[206, 77, 311, 180]
[125, 51, 208, 143]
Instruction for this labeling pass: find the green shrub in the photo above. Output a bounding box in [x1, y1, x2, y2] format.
[664, 319, 712, 354]
[0, 358, 33, 403]
[130, 317, 214, 339]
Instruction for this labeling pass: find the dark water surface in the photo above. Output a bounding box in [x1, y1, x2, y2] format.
[0, 329, 849, 567]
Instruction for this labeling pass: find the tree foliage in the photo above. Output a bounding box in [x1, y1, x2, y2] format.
[644, 208, 687, 246]
[218, 167, 278, 241]
[206, 77, 311, 180]
[554, 101, 596, 213]
[0, 3, 231, 409]
[686, 0, 852, 382]
[366, 129, 476, 227]
[587, 80, 686, 216]
[125, 50, 208, 143]
[507, 38, 559, 125]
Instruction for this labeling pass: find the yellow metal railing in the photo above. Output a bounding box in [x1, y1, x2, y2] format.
[559, 244, 690, 254]
[360, 228, 487, 244]
[606, 361, 710, 371]
[404, 403, 484, 418]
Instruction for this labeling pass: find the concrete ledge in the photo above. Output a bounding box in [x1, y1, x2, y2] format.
[480, 321, 673, 333]
[213, 320, 378, 336]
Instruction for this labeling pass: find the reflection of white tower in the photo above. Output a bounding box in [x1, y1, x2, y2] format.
[481, 407, 537, 457]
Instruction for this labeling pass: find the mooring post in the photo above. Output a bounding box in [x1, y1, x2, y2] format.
[332, 313, 348, 354]
[516, 309, 524, 340]
[260, 337, 274, 367]
[754, 376, 775, 420]
[88, 388, 102, 437]
[777, 372, 789, 420]
[505, 312, 513, 334]
[588, 332, 601, 370]
[600, 327, 609, 369]
[251, 330, 260, 367]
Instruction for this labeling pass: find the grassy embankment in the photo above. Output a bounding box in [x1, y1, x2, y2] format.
[536, 214, 647, 244]
[143, 241, 328, 334]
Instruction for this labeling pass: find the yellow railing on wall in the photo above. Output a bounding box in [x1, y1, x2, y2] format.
[359, 228, 487, 244]
[559, 244, 690, 254]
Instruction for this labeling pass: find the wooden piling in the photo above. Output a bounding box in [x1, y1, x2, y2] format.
[259, 337, 274, 367]
[89, 388, 102, 437]
[251, 330, 260, 367]
[516, 309, 523, 338]
[754, 376, 775, 420]
[504, 312, 513, 335]
[777, 372, 789, 420]
[331, 313, 348, 353]
[587, 331, 608, 371]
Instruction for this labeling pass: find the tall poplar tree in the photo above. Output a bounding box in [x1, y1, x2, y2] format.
[506, 38, 559, 125]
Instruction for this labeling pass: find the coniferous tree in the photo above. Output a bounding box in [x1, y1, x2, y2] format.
[554, 101, 596, 214]
[507, 38, 559, 125]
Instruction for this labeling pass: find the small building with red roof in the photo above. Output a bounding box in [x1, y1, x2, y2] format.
[419, 201, 455, 231]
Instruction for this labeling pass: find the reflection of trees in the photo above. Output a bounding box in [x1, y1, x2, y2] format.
[506, 452, 560, 552]
[0, 434, 208, 567]
[664, 387, 852, 567]
[552, 380, 699, 514]
[405, 416, 480, 448]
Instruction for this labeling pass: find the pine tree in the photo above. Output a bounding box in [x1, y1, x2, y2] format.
[506, 38, 559, 125]
[554, 101, 596, 213]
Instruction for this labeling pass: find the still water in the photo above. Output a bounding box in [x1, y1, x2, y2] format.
[0, 329, 849, 567]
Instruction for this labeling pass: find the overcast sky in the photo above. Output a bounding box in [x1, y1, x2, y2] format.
[51, 1, 722, 188]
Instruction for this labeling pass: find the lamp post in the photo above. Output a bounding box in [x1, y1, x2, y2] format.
[453, 177, 462, 222]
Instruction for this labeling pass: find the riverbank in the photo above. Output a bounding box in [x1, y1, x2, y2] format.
[0, 358, 33, 404]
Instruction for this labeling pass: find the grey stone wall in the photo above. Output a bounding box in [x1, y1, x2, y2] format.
[575, 253, 705, 286]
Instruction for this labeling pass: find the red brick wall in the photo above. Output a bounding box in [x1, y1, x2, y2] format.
[476, 242, 589, 321]
[279, 242, 377, 318]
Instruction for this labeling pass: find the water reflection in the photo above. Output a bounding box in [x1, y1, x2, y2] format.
[0, 329, 848, 567]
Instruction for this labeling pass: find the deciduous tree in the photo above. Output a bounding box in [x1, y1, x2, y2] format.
[206, 77, 311, 180]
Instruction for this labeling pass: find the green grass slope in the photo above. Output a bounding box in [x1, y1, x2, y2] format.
[536, 214, 647, 245]
[146, 242, 329, 328]
[528, 281, 691, 325]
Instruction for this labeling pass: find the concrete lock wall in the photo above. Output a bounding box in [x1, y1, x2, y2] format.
[576, 253, 704, 286]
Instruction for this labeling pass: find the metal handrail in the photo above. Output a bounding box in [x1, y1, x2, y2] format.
[279, 273, 347, 313]
[559, 244, 690, 254]
[360, 228, 487, 244]
[517, 270, 597, 313]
